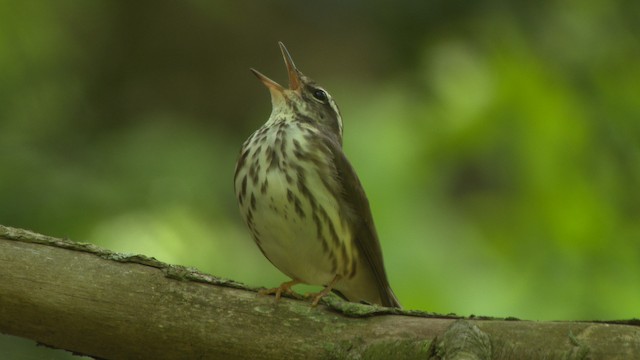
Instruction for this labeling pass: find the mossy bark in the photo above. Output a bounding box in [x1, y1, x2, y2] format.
[0, 225, 638, 359]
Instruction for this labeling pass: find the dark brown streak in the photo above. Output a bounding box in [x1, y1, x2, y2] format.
[328, 220, 341, 251]
[234, 149, 249, 180]
[311, 211, 323, 242]
[318, 205, 341, 249]
[287, 189, 305, 219]
[239, 176, 248, 205]
[292, 138, 307, 161]
[266, 146, 279, 171]
[297, 115, 314, 125]
[284, 171, 293, 185]
[315, 206, 339, 273]
[252, 144, 262, 158]
[294, 149, 308, 161]
[249, 163, 259, 185]
[292, 138, 302, 152]
[295, 165, 317, 212]
[250, 193, 256, 211]
[286, 189, 294, 204]
[246, 208, 254, 227]
[293, 197, 305, 218]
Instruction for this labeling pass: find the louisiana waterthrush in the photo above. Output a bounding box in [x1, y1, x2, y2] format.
[234, 42, 400, 307]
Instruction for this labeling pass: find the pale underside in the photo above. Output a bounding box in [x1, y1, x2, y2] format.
[234, 119, 381, 304]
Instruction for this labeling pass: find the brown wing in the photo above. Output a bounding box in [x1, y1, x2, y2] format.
[324, 136, 401, 308]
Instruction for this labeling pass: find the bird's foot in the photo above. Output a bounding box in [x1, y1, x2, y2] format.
[259, 279, 301, 301]
[304, 288, 333, 307]
[304, 275, 342, 307]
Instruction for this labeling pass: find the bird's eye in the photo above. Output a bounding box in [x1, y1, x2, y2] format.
[312, 89, 328, 102]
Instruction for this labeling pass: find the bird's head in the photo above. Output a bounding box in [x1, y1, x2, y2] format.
[251, 42, 343, 141]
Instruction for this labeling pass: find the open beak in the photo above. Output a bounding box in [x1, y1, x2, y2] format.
[278, 42, 301, 90]
[250, 68, 283, 93]
[250, 42, 302, 94]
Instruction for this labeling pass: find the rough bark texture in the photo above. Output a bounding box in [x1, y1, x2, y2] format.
[0, 224, 638, 359]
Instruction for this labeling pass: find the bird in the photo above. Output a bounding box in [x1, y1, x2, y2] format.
[234, 42, 400, 308]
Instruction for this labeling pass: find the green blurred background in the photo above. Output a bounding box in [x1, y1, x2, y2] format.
[1, 0, 639, 357]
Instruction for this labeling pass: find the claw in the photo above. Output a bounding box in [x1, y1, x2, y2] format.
[305, 288, 333, 307]
[304, 275, 342, 307]
[259, 279, 300, 301]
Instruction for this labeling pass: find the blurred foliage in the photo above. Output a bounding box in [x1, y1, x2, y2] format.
[1, 0, 639, 357]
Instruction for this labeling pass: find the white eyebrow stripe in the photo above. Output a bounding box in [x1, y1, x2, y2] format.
[327, 96, 343, 137]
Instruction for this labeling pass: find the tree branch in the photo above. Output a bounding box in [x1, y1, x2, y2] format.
[0, 225, 638, 359]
